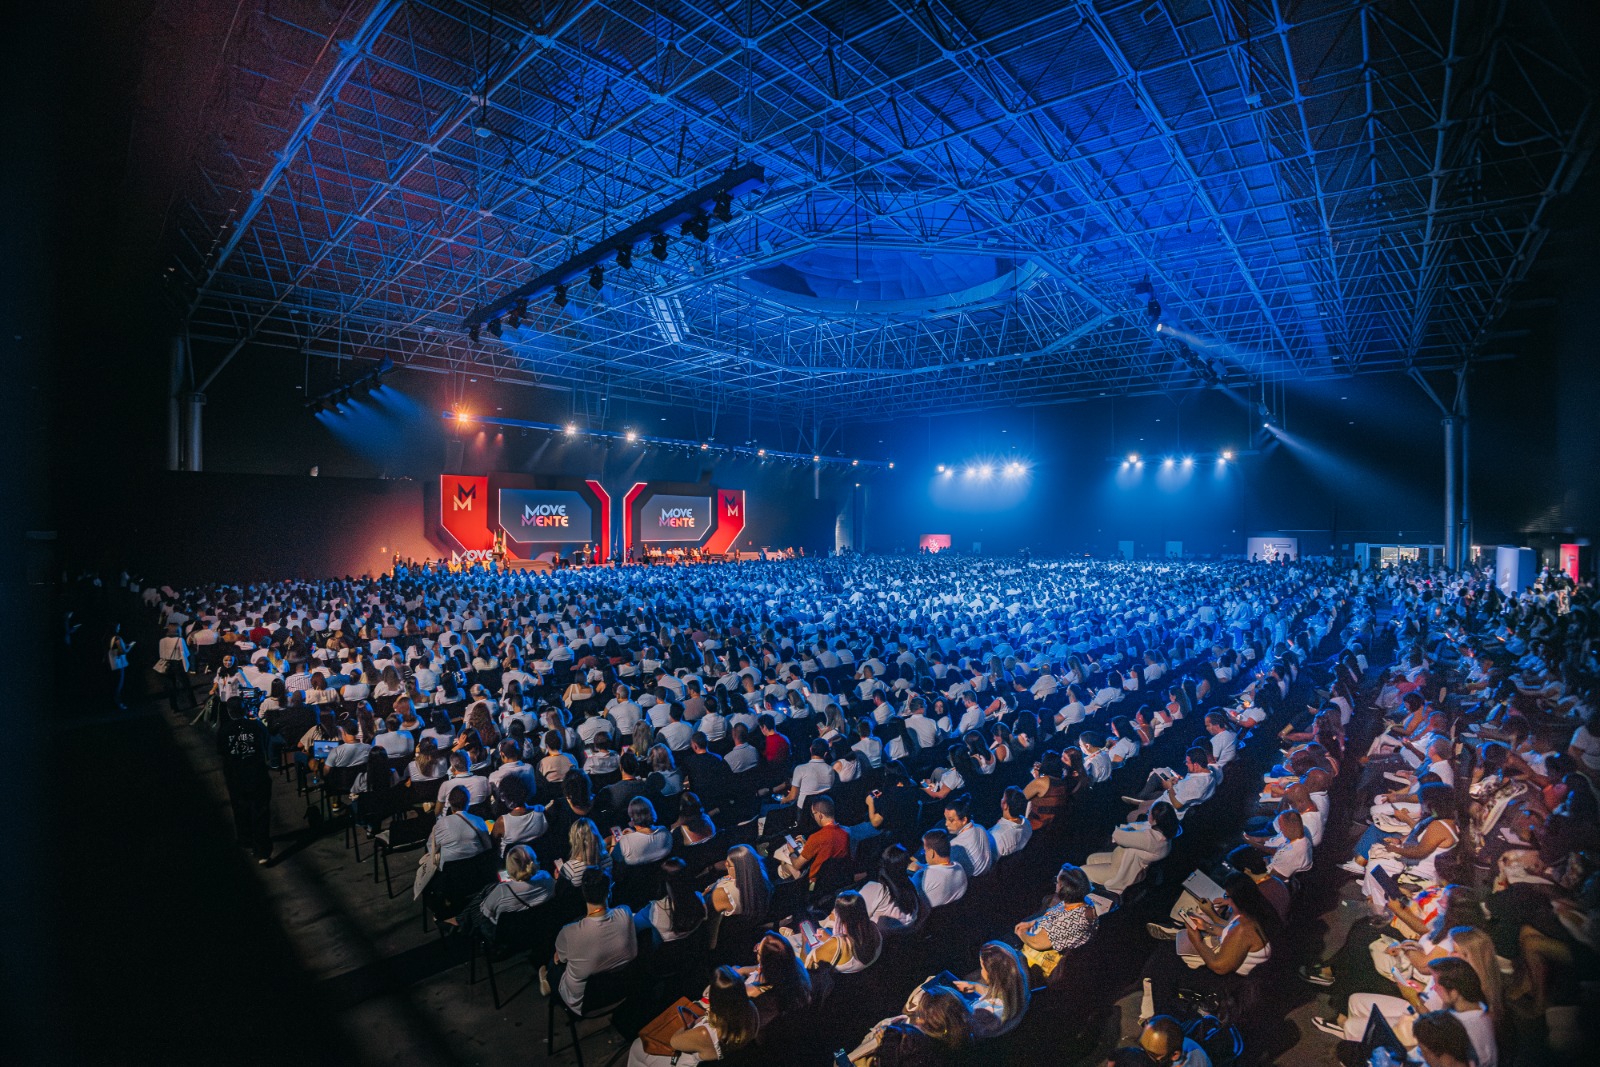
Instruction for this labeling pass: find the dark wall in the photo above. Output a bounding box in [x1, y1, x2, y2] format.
[75, 472, 434, 586]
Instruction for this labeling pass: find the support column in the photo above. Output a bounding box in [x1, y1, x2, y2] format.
[1459, 375, 1471, 566]
[184, 392, 206, 472]
[1442, 416, 1458, 570]
[167, 336, 185, 471]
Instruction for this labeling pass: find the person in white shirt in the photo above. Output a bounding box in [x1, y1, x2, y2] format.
[1124, 748, 1215, 818]
[611, 798, 673, 867]
[1262, 809, 1312, 879]
[910, 828, 968, 907]
[608, 686, 643, 733]
[990, 787, 1033, 857]
[340, 668, 371, 703]
[725, 724, 760, 774]
[433, 753, 491, 811]
[851, 720, 884, 768]
[781, 741, 838, 809]
[1079, 732, 1113, 784]
[943, 795, 996, 877]
[374, 716, 415, 760]
[1204, 713, 1238, 769]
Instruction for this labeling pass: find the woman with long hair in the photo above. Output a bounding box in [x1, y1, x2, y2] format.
[859, 843, 922, 931]
[635, 856, 708, 945]
[711, 844, 771, 919]
[1142, 871, 1278, 1017]
[801, 890, 883, 973]
[627, 965, 758, 1066]
[957, 941, 1031, 1038]
[738, 933, 812, 1025]
[556, 817, 610, 888]
[1081, 800, 1180, 894]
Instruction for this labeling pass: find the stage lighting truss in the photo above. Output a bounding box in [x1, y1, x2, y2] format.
[303, 357, 393, 413]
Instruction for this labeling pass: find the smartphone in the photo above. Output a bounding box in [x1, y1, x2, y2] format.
[833, 1052, 852, 1067]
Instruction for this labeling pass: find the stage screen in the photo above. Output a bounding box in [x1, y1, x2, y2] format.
[498, 488, 594, 543]
[639, 493, 712, 542]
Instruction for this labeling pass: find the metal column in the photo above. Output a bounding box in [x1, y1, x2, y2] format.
[1442, 416, 1458, 569]
[1458, 373, 1471, 566]
[184, 392, 206, 472]
[167, 336, 184, 471]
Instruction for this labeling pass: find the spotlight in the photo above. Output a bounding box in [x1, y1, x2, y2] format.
[1182, 456, 1193, 467]
[1146, 298, 1161, 321]
[943, 468, 954, 478]
[1262, 421, 1271, 429]
[1127, 453, 1139, 464]
[1134, 276, 1153, 297]
[564, 423, 577, 436]
[1154, 322, 1165, 333]
[625, 430, 638, 443]
[1162, 457, 1174, 468]
[588, 265, 604, 290]
[650, 233, 669, 260]
[1220, 450, 1234, 461]
[851, 459, 859, 466]
[682, 213, 709, 242]
[978, 464, 993, 478]
[615, 245, 633, 269]
[455, 411, 470, 424]
[812, 455, 820, 463]
[1005, 461, 1025, 477]
[712, 191, 733, 223]
[487, 318, 502, 338]
[553, 283, 568, 308]
[469, 323, 480, 343]
[888, 462, 894, 469]
[757, 449, 766, 456]
[936, 464, 946, 473]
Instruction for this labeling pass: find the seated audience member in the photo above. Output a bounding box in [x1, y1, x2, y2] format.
[1137, 1015, 1211, 1067]
[547, 871, 637, 1011]
[711, 844, 772, 928]
[1078, 732, 1113, 784]
[1324, 956, 1497, 1066]
[954, 941, 1031, 1038]
[990, 786, 1033, 857]
[942, 794, 996, 878]
[443, 844, 553, 939]
[859, 844, 924, 932]
[634, 857, 708, 946]
[849, 982, 974, 1064]
[1204, 712, 1238, 768]
[1082, 801, 1179, 895]
[1258, 808, 1313, 880]
[1015, 864, 1099, 978]
[556, 817, 612, 888]
[778, 796, 850, 886]
[1123, 747, 1215, 817]
[794, 890, 883, 973]
[1023, 751, 1071, 831]
[779, 739, 837, 809]
[1407, 1010, 1481, 1067]
[736, 932, 813, 1026]
[626, 964, 758, 1067]
[490, 775, 547, 854]
[612, 797, 673, 867]
[433, 752, 491, 812]
[1141, 871, 1279, 1018]
[864, 763, 921, 846]
[911, 828, 968, 908]
[422, 785, 497, 921]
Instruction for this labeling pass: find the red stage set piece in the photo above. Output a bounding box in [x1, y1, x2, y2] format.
[434, 474, 747, 566]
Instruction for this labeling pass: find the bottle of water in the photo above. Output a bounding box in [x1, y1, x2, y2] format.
[1369, 1048, 1402, 1067]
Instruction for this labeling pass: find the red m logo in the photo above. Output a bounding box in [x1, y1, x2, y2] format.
[453, 483, 477, 511]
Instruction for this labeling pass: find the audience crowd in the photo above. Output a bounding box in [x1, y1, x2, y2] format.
[116, 551, 1599, 1065]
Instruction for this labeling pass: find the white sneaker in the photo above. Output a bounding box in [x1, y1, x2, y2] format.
[1339, 859, 1366, 875]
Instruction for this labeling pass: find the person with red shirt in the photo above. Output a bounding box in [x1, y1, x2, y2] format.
[781, 797, 849, 887]
[759, 714, 792, 769]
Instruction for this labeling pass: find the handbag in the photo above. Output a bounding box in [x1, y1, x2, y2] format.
[154, 658, 170, 674]
[1020, 940, 1063, 979]
[413, 841, 443, 900]
[638, 996, 704, 1056]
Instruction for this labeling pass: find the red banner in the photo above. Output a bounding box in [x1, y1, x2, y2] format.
[439, 474, 495, 551]
[703, 489, 747, 555]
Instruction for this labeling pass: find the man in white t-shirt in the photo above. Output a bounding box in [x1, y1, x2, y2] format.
[910, 828, 968, 907]
[990, 787, 1033, 857]
[944, 795, 996, 877]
